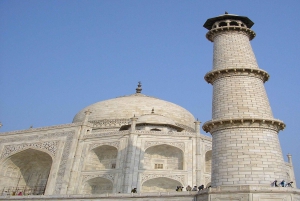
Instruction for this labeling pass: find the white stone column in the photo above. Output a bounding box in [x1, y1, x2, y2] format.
[287, 154, 297, 187]
[122, 116, 139, 192]
[203, 14, 287, 187]
[194, 120, 201, 186]
[66, 111, 92, 194]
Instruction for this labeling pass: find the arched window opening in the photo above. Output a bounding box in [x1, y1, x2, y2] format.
[143, 144, 183, 170]
[205, 150, 212, 173]
[241, 24, 245, 27]
[230, 21, 239, 26]
[219, 22, 227, 27]
[142, 177, 181, 192]
[82, 177, 113, 194]
[150, 128, 161, 131]
[0, 149, 52, 196]
[84, 145, 118, 171]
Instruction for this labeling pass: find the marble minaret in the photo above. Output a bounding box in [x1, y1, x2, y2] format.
[202, 13, 287, 187]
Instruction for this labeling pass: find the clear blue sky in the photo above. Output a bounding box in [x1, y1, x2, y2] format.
[1, 1, 299, 186]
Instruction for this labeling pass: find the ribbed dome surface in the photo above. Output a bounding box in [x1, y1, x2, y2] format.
[72, 93, 195, 129]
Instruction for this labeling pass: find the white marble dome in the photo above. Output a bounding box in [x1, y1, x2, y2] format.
[72, 92, 195, 130]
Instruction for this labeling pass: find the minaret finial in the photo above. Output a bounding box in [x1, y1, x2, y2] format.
[136, 81, 142, 93]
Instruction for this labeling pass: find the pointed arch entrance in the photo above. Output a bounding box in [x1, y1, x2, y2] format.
[144, 144, 183, 170]
[82, 177, 113, 194]
[142, 177, 182, 192]
[84, 145, 118, 170]
[205, 150, 212, 173]
[0, 148, 52, 195]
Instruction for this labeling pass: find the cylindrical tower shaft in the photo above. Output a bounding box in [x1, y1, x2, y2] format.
[202, 13, 287, 187]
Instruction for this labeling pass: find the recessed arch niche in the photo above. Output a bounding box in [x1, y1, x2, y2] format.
[144, 144, 183, 170]
[84, 145, 118, 170]
[142, 177, 182, 192]
[0, 148, 52, 195]
[205, 150, 212, 173]
[82, 177, 113, 194]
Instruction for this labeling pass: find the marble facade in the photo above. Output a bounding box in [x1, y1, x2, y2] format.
[0, 90, 213, 196]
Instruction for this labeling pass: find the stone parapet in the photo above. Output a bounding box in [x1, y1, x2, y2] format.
[0, 186, 299, 200]
[83, 130, 205, 139]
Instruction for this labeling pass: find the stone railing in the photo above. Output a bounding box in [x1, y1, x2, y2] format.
[0, 191, 200, 200]
[84, 130, 198, 139]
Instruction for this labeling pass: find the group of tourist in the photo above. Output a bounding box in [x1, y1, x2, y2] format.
[177, 184, 207, 192]
[272, 180, 293, 187]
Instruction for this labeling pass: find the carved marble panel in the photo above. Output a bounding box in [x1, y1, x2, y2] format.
[89, 141, 120, 150]
[0, 141, 59, 159]
[144, 141, 185, 151]
[141, 174, 185, 184]
[82, 174, 115, 182]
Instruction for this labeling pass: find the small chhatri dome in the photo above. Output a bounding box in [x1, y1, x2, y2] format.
[136, 81, 142, 93]
[203, 13, 254, 30]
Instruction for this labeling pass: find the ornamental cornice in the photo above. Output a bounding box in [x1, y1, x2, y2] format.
[144, 141, 185, 152]
[204, 68, 269, 84]
[140, 174, 185, 185]
[0, 141, 59, 159]
[82, 174, 115, 183]
[206, 26, 256, 42]
[89, 141, 120, 150]
[202, 118, 285, 133]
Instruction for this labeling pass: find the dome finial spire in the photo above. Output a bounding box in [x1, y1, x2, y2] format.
[136, 81, 142, 93]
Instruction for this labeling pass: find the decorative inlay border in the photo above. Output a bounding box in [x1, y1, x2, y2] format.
[0, 130, 75, 195]
[84, 130, 129, 139]
[206, 27, 256, 42]
[202, 118, 285, 133]
[89, 119, 129, 128]
[82, 174, 115, 183]
[141, 174, 185, 184]
[204, 68, 269, 84]
[0, 141, 59, 159]
[144, 141, 185, 151]
[89, 141, 120, 150]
